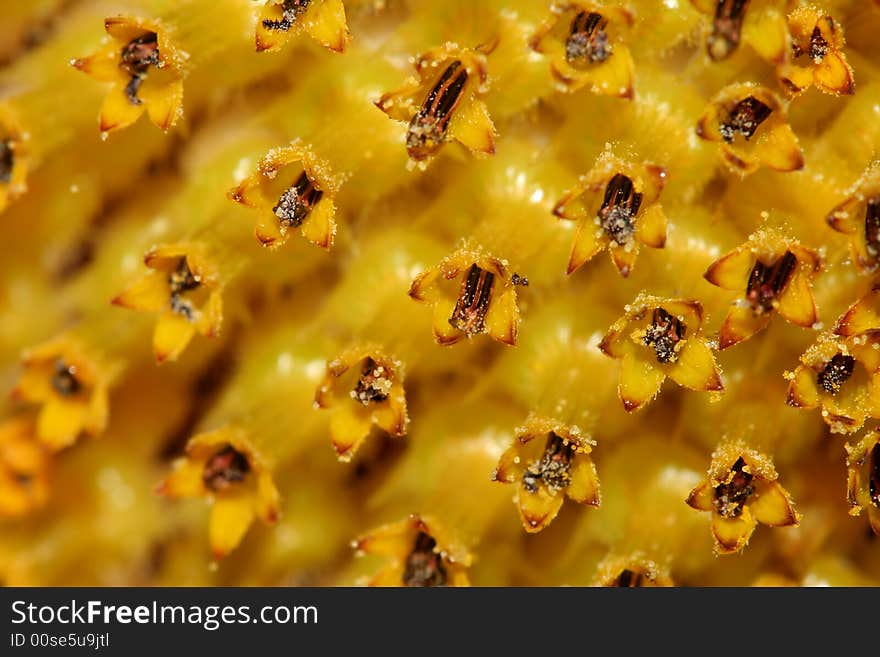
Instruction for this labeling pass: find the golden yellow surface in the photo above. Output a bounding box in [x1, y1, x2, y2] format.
[1, 0, 879, 586]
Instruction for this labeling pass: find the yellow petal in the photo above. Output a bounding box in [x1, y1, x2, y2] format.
[492, 444, 520, 484]
[704, 248, 754, 290]
[609, 242, 639, 278]
[448, 99, 496, 157]
[720, 146, 761, 176]
[112, 271, 169, 311]
[302, 0, 350, 53]
[712, 512, 757, 554]
[777, 63, 814, 94]
[255, 4, 293, 53]
[85, 386, 109, 436]
[99, 85, 146, 133]
[254, 211, 285, 247]
[814, 50, 855, 96]
[209, 491, 257, 559]
[431, 297, 463, 346]
[718, 305, 772, 350]
[776, 269, 817, 327]
[567, 457, 600, 506]
[373, 397, 408, 437]
[355, 521, 412, 557]
[368, 564, 407, 587]
[751, 481, 798, 527]
[517, 486, 565, 533]
[826, 196, 862, 235]
[142, 78, 184, 132]
[71, 43, 127, 83]
[618, 352, 665, 412]
[484, 286, 518, 346]
[661, 299, 705, 332]
[666, 339, 724, 392]
[787, 365, 820, 409]
[37, 398, 86, 450]
[598, 322, 632, 359]
[13, 364, 53, 403]
[592, 46, 634, 99]
[686, 481, 715, 512]
[198, 291, 223, 339]
[635, 204, 667, 248]
[299, 196, 336, 249]
[104, 17, 149, 43]
[567, 219, 606, 274]
[751, 123, 805, 172]
[256, 474, 281, 524]
[328, 406, 374, 462]
[836, 294, 880, 336]
[153, 312, 197, 364]
[158, 457, 207, 498]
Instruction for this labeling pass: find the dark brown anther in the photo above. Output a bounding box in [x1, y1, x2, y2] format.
[714, 456, 754, 518]
[168, 257, 200, 321]
[402, 531, 447, 587]
[523, 432, 574, 494]
[51, 360, 82, 397]
[720, 96, 772, 143]
[869, 443, 880, 508]
[406, 60, 468, 161]
[273, 171, 322, 228]
[262, 0, 311, 31]
[168, 258, 200, 296]
[449, 264, 494, 335]
[0, 140, 14, 184]
[808, 25, 829, 61]
[707, 0, 750, 61]
[865, 198, 880, 257]
[614, 569, 648, 587]
[643, 307, 686, 364]
[817, 353, 855, 395]
[352, 357, 391, 406]
[599, 173, 642, 245]
[120, 32, 160, 104]
[745, 250, 797, 313]
[202, 445, 251, 492]
[565, 11, 611, 65]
